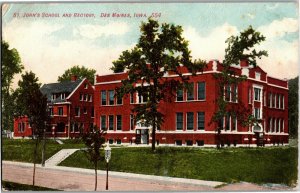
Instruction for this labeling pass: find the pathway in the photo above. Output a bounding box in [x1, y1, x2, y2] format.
[45, 149, 78, 166]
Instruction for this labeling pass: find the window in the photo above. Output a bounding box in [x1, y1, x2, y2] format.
[197, 112, 205, 130]
[263, 91, 266, 106]
[100, 115, 106, 130]
[277, 94, 280, 108]
[130, 114, 134, 130]
[197, 82, 205, 100]
[273, 94, 276, 108]
[232, 114, 237, 131]
[61, 93, 66, 99]
[278, 119, 281, 133]
[176, 113, 183, 130]
[109, 139, 114, 144]
[116, 139, 121, 144]
[83, 107, 87, 114]
[254, 87, 261, 101]
[232, 84, 238, 102]
[176, 88, 183, 101]
[220, 117, 224, 130]
[225, 84, 231, 101]
[282, 120, 284, 133]
[282, 95, 285, 109]
[101, 91, 107, 105]
[108, 115, 114, 130]
[109, 90, 114, 105]
[84, 94, 88, 101]
[197, 140, 204, 146]
[254, 108, 261, 119]
[89, 95, 92, 102]
[138, 91, 148, 103]
[49, 107, 53, 116]
[116, 115, 122, 130]
[80, 93, 83, 101]
[175, 140, 182, 146]
[116, 95, 122, 105]
[18, 122, 25, 133]
[186, 140, 193, 146]
[130, 93, 134, 103]
[91, 108, 94, 118]
[273, 118, 277, 133]
[225, 113, 230, 131]
[73, 122, 79, 132]
[187, 83, 194, 101]
[84, 83, 88, 89]
[274, 94, 277, 108]
[58, 107, 63, 116]
[75, 107, 80, 117]
[187, 112, 194, 130]
[52, 94, 56, 101]
[269, 93, 272, 107]
[269, 118, 272, 133]
[255, 72, 261, 80]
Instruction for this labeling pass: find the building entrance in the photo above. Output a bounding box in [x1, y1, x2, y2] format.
[135, 129, 149, 144]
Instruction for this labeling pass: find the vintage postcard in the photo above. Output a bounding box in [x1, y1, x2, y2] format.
[2, 1, 298, 191]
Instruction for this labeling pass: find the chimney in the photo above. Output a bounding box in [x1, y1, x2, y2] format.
[71, 75, 78, 82]
[240, 60, 249, 68]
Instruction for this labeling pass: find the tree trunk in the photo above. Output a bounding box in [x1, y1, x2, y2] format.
[33, 138, 38, 187]
[94, 162, 97, 191]
[41, 130, 46, 166]
[152, 121, 156, 151]
[151, 78, 158, 152]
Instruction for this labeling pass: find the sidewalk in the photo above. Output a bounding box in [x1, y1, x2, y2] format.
[2, 160, 222, 191]
[2, 160, 295, 191]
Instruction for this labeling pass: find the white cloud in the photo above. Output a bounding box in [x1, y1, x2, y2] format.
[182, 21, 298, 79]
[77, 22, 130, 39]
[183, 23, 238, 61]
[3, 20, 133, 89]
[257, 18, 298, 39]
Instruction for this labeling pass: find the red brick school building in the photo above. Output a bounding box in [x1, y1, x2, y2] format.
[14, 60, 289, 147]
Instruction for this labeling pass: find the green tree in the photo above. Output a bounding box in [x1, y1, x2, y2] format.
[288, 76, 298, 138]
[212, 26, 268, 148]
[111, 18, 206, 151]
[16, 71, 48, 187]
[58, 65, 96, 84]
[81, 126, 106, 191]
[1, 41, 23, 131]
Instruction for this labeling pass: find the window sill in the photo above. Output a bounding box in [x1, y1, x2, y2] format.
[175, 100, 206, 103]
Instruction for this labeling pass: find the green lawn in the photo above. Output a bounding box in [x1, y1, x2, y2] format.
[2, 181, 59, 191]
[60, 146, 298, 186]
[2, 139, 298, 186]
[2, 138, 85, 163]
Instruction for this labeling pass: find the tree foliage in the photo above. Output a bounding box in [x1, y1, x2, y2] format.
[81, 126, 106, 191]
[15, 71, 48, 187]
[1, 41, 23, 131]
[58, 65, 96, 84]
[288, 76, 298, 138]
[212, 26, 268, 148]
[111, 18, 206, 151]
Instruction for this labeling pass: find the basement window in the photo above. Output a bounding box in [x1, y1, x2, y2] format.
[186, 140, 193, 146]
[197, 140, 204, 146]
[175, 140, 182, 146]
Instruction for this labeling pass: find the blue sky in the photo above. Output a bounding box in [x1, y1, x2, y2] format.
[2, 2, 298, 87]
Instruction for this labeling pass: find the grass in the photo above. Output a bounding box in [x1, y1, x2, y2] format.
[60, 146, 298, 186]
[2, 139, 298, 186]
[2, 138, 85, 163]
[2, 181, 59, 191]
